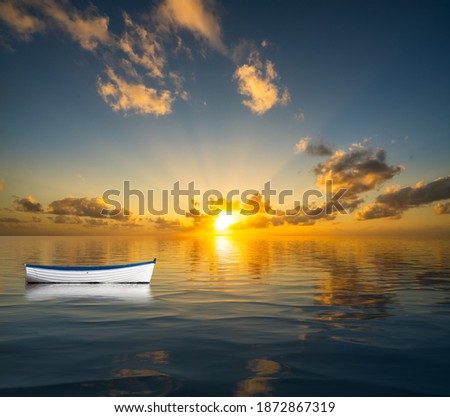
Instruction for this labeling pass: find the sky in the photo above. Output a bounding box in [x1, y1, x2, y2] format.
[0, 0, 449, 235]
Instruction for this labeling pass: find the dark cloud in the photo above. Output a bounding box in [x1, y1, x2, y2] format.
[118, 222, 143, 229]
[14, 196, 43, 212]
[150, 216, 182, 230]
[357, 175, 450, 220]
[47, 196, 132, 221]
[233, 212, 316, 229]
[313, 143, 403, 210]
[231, 203, 336, 230]
[284, 208, 335, 225]
[50, 215, 83, 225]
[377, 176, 450, 207]
[0, 217, 23, 223]
[84, 218, 109, 227]
[295, 137, 333, 156]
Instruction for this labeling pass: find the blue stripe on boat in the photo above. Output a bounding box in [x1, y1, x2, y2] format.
[25, 259, 156, 271]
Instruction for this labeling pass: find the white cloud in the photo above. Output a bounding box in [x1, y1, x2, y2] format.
[97, 67, 174, 116]
[294, 111, 305, 122]
[295, 137, 310, 154]
[234, 52, 289, 115]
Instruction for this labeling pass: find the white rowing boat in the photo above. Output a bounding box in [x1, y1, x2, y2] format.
[25, 284, 153, 300]
[25, 259, 156, 284]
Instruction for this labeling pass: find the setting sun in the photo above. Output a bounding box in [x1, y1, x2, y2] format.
[215, 212, 237, 231]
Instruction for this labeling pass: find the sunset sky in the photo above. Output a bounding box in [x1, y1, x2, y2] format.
[0, 0, 449, 235]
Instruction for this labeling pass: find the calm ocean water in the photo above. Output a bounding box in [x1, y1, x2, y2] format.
[0, 235, 449, 396]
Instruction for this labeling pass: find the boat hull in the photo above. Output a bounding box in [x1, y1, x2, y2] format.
[25, 260, 156, 284]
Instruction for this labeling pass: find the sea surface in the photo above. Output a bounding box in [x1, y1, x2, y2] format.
[0, 235, 449, 396]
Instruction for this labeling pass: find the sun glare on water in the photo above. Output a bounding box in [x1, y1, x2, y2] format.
[215, 212, 237, 231]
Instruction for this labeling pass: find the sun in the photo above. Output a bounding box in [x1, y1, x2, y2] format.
[215, 212, 237, 231]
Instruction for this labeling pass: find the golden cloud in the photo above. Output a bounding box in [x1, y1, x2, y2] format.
[234, 52, 289, 115]
[0, 1, 44, 40]
[97, 67, 174, 116]
[434, 202, 450, 215]
[1, 0, 291, 119]
[355, 202, 401, 221]
[119, 12, 166, 79]
[156, 0, 226, 53]
[38, 0, 111, 50]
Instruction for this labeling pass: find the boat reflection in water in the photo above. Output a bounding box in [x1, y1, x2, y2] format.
[25, 283, 153, 301]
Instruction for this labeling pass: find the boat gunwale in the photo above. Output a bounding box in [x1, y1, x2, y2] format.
[25, 259, 156, 271]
